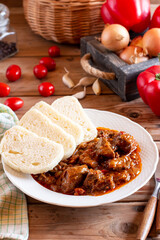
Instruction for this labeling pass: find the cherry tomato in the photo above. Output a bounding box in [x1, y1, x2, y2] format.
[6, 65, 21, 82]
[33, 64, 48, 79]
[38, 82, 55, 97]
[4, 97, 24, 111]
[39, 57, 56, 71]
[48, 46, 60, 57]
[0, 83, 10, 97]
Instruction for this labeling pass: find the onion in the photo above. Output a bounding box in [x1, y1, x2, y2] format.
[134, 56, 149, 64]
[130, 36, 143, 48]
[101, 24, 130, 52]
[119, 46, 148, 64]
[143, 28, 160, 57]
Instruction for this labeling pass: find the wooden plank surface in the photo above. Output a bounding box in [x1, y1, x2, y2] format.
[0, 57, 113, 96]
[27, 202, 153, 240]
[0, 1, 160, 240]
[1, 96, 160, 142]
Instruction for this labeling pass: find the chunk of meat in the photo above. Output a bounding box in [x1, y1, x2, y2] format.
[79, 153, 98, 168]
[69, 140, 99, 166]
[83, 169, 115, 192]
[97, 128, 121, 151]
[97, 129, 138, 154]
[68, 153, 79, 164]
[57, 165, 88, 194]
[116, 133, 138, 154]
[113, 170, 131, 184]
[107, 156, 131, 170]
[95, 137, 115, 158]
[97, 128, 119, 139]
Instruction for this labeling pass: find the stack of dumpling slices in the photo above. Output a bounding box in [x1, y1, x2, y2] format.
[1, 96, 97, 174]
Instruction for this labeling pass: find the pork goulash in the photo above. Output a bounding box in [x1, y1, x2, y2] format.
[1, 96, 142, 196]
[33, 127, 141, 196]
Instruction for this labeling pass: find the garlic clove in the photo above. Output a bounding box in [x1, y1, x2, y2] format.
[73, 77, 96, 88]
[62, 68, 75, 89]
[92, 79, 101, 95]
[72, 87, 86, 100]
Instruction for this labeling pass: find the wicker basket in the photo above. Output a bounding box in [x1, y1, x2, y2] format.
[23, 0, 105, 44]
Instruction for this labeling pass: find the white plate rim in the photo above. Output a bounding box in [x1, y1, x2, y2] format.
[3, 109, 159, 208]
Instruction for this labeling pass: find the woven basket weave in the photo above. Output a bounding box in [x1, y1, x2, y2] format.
[23, 0, 105, 44]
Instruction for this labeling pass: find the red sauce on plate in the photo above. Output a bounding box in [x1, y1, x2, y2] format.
[32, 127, 142, 196]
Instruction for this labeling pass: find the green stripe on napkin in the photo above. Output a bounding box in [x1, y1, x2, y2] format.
[0, 104, 29, 240]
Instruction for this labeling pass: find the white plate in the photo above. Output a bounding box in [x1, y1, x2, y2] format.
[3, 109, 159, 207]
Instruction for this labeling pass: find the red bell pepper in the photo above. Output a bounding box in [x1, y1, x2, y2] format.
[150, 5, 160, 29]
[137, 65, 160, 116]
[101, 0, 150, 33]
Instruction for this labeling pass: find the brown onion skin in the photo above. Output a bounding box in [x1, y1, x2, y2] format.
[119, 46, 144, 64]
[101, 24, 130, 52]
[130, 36, 143, 48]
[143, 28, 160, 57]
[134, 56, 149, 64]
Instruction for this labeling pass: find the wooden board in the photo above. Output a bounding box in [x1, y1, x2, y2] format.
[81, 35, 160, 101]
[28, 202, 160, 240]
[1, 1, 160, 240]
[0, 56, 114, 96]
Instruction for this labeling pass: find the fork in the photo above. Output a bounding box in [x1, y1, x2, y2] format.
[137, 175, 160, 240]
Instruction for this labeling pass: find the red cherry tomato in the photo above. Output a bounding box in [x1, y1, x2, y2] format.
[48, 46, 60, 57]
[38, 82, 55, 97]
[6, 65, 21, 82]
[33, 64, 48, 79]
[4, 97, 24, 111]
[0, 83, 10, 97]
[39, 57, 56, 71]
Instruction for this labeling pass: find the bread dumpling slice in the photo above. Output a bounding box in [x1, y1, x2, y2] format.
[19, 109, 76, 159]
[33, 101, 84, 145]
[52, 96, 97, 142]
[1, 126, 64, 174]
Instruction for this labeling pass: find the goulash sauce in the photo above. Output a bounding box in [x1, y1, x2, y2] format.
[32, 128, 142, 196]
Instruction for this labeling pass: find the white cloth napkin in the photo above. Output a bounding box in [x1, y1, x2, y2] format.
[0, 104, 29, 240]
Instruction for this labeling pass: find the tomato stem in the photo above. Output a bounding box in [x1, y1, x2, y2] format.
[155, 73, 160, 80]
[158, 53, 160, 62]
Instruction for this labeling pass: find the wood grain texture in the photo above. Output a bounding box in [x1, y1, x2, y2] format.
[0, 57, 113, 96]
[156, 197, 160, 233]
[28, 202, 160, 240]
[1, 95, 160, 141]
[136, 196, 157, 240]
[1, 1, 160, 240]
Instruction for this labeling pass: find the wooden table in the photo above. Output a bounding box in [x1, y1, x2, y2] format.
[0, 1, 160, 239]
